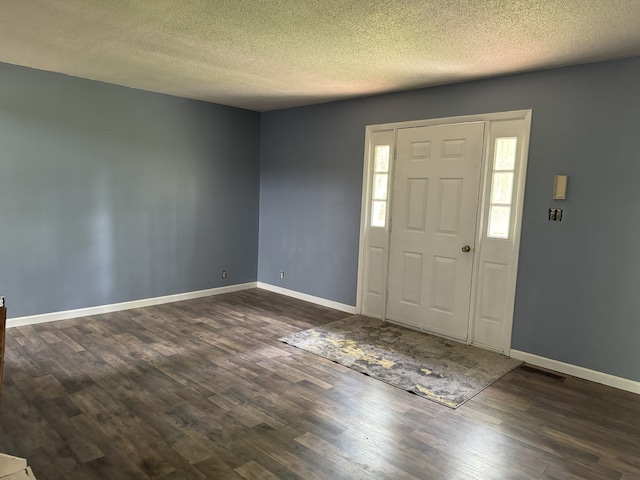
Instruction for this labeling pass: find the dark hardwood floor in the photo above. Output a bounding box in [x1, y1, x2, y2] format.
[1, 289, 639, 479]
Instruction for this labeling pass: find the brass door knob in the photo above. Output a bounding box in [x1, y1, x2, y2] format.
[462, 245, 471, 253]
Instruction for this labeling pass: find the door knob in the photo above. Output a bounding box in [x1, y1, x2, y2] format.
[462, 245, 471, 253]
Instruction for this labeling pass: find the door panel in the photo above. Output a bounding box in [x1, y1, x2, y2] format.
[386, 122, 484, 340]
[401, 252, 424, 305]
[365, 247, 385, 296]
[431, 256, 456, 313]
[406, 179, 429, 231]
[437, 179, 462, 234]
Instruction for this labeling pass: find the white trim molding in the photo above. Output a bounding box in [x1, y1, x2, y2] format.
[7, 282, 257, 328]
[257, 282, 357, 314]
[510, 350, 640, 395]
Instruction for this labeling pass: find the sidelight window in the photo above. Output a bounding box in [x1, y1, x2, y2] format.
[371, 145, 391, 227]
[487, 138, 517, 239]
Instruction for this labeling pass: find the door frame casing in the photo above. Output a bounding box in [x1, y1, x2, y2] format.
[355, 110, 532, 354]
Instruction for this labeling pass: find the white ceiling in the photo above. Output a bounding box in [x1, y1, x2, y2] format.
[2, 1, 640, 112]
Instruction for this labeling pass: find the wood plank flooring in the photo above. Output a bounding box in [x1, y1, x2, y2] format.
[0, 289, 639, 479]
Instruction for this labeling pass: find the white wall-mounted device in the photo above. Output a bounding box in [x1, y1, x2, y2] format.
[553, 175, 568, 200]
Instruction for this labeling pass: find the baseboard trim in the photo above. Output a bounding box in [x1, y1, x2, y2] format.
[7, 282, 258, 328]
[257, 282, 357, 314]
[510, 349, 640, 395]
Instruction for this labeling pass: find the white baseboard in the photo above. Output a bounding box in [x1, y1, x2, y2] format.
[510, 349, 640, 395]
[7, 282, 258, 328]
[257, 282, 357, 314]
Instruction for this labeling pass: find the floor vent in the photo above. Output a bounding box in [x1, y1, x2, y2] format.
[519, 365, 566, 382]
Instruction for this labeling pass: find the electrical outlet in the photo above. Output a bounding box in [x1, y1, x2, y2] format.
[222, 270, 228, 279]
[279, 271, 285, 281]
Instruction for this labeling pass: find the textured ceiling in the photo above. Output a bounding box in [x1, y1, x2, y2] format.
[2, 1, 640, 111]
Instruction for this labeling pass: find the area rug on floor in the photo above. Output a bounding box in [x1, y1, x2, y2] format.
[279, 315, 522, 409]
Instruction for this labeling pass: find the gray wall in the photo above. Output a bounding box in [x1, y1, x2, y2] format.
[0, 62, 261, 318]
[258, 56, 640, 381]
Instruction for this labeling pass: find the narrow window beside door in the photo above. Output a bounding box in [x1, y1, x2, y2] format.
[371, 145, 391, 227]
[487, 138, 517, 239]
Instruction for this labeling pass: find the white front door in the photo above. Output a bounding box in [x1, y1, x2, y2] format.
[386, 122, 485, 340]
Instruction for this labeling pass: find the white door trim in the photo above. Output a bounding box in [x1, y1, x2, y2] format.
[356, 110, 532, 354]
